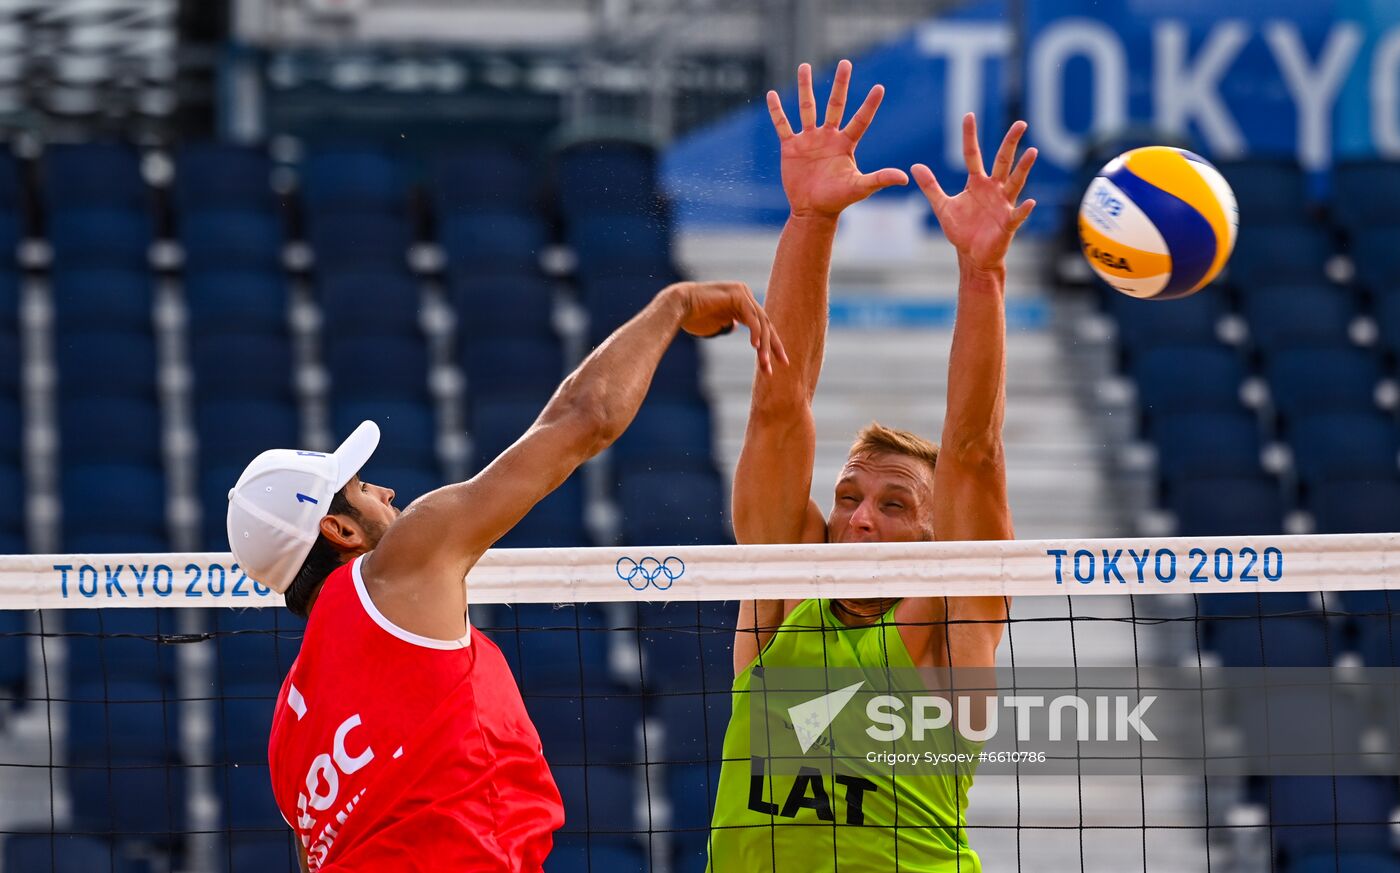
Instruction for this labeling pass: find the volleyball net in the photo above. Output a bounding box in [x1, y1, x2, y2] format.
[2, 532, 1400, 872]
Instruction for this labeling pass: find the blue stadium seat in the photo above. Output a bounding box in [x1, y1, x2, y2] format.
[301, 149, 407, 213]
[468, 397, 544, 469]
[526, 690, 644, 765]
[556, 140, 657, 217]
[0, 395, 21, 465]
[218, 834, 300, 873]
[191, 334, 294, 401]
[1208, 613, 1330, 667]
[59, 397, 162, 465]
[1270, 776, 1397, 860]
[1332, 160, 1400, 233]
[200, 464, 240, 550]
[332, 400, 435, 467]
[656, 689, 731, 765]
[69, 760, 187, 842]
[568, 214, 672, 279]
[546, 835, 646, 873]
[1131, 347, 1246, 420]
[583, 274, 680, 344]
[1265, 348, 1381, 421]
[66, 611, 176, 691]
[1229, 225, 1333, 287]
[0, 212, 20, 269]
[611, 401, 713, 476]
[1218, 158, 1309, 226]
[218, 762, 282, 829]
[60, 464, 167, 548]
[1351, 227, 1400, 294]
[180, 210, 284, 272]
[51, 269, 153, 332]
[550, 763, 641, 838]
[1291, 854, 1400, 873]
[55, 332, 157, 400]
[363, 464, 440, 506]
[319, 269, 421, 339]
[494, 603, 613, 694]
[43, 143, 146, 212]
[637, 601, 737, 694]
[1289, 412, 1400, 488]
[0, 469, 24, 545]
[1339, 591, 1400, 667]
[0, 149, 23, 210]
[0, 609, 27, 699]
[0, 328, 17, 395]
[1168, 475, 1284, 536]
[325, 335, 430, 402]
[0, 269, 18, 331]
[1109, 291, 1225, 352]
[619, 468, 728, 545]
[440, 211, 548, 275]
[1311, 477, 1400, 534]
[2, 832, 149, 873]
[306, 211, 412, 269]
[651, 336, 705, 401]
[185, 270, 289, 337]
[433, 145, 536, 213]
[461, 338, 564, 399]
[493, 475, 589, 548]
[667, 763, 722, 857]
[211, 609, 304, 690]
[174, 143, 276, 212]
[49, 209, 154, 270]
[454, 274, 556, 340]
[1372, 293, 1400, 358]
[1151, 412, 1263, 483]
[197, 399, 300, 466]
[1243, 284, 1357, 353]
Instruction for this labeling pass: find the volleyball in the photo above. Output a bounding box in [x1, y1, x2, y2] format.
[1078, 146, 1239, 300]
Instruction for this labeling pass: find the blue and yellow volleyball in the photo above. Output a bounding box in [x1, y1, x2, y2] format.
[1079, 146, 1239, 300]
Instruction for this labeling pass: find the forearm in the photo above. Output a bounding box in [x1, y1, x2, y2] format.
[760, 212, 838, 400]
[941, 260, 1007, 464]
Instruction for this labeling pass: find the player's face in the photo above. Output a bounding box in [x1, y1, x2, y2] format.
[827, 451, 935, 544]
[342, 476, 399, 549]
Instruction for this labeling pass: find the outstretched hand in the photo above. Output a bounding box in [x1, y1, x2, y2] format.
[670, 281, 790, 375]
[767, 60, 909, 219]
[913, 114, 1037, 273]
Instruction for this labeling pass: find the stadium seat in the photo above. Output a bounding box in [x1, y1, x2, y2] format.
[66, 611, 177, 691]
[211, 609, 305, 690]
[1109, 291, 1225, 352]
[0, 149, 23, 211]
[433, 145, 536, 213]
[1311, 477, 1400, 534]
[468, 396, 546, 469]
[440, 211, 549, 275]
[60, 463, 168, 547]
[319, 269, 421, 339]
[651, 336, 705, 401]
[556, 140, 657, 217]
[1339, 591, 1400, 667]
[197, 399, 300, 466]
[324, 335, 430, 402]
[218, 833, 300, 873]
[0, 327, 17, 394]
[59, 397, 162, 465]
[1130, 346, 1246, 420]
[218, 761, 283, 829]
[568, 214, 672, 279]
[2, 832, 149, 873]
[68, 760, 187, 842]
[56, 331, 158, 400]
[493, 475, 589, 548]
[1243, 284, 1357, 353]
[1291, 854, 1400, 873]
[332, 400, 435, 467]
[1168, 474, 1284, 536]
[363, 464, 440, 506]
[1351, 227, 1400, 294]
[526, 690, 645, 765]
[174, 143, 276, 212]
[67, 681, 181, 765]
[1289, 412, 1400, 488]
[1217, 158, 1309, 226]
[301, 149, 408, 213]
[180, 210, 284, 272]
[0, 394, 21, 465]
[494, 603, 614, 693]
[611, 400, 714, 477]
[1371, 293, 1400, 358]
[1208, 612, 1331, 667]
[667, 762, 723, 858]
[454, 274, 556, 340]
[637, 601, 737, 694]
[1151, 412, 1263, 484]
[546, 835, 646, 873]
[1332, 160, 1400, 233]
[550, 762, 641, 837]
[0, 269, 18, 331]
[1228, 225, 1333, 287]
[583, 274, 683, 344]
[1265, 348, 1382, 421]
[42, 143, 147, 212]
[1269, 775, 1397, 860]
[461, 338, 564, 399]
[655, 688, 731, 764]
[619, 467, 728, 545]
[0, 608, 27, 700]
[49, 209, 154, 270]
[185, 270, 289, 337]
[190, 334, 295, 401]
[50, 269, 153, 332]
[306, 211, 413, 269]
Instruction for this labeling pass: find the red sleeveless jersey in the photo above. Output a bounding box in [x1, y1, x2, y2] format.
[268, 556, 563, 871]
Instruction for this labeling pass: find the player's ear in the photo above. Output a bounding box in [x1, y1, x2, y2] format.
[319, 513, 364, 551]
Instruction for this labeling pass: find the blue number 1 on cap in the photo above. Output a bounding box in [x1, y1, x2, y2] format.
[296, 493, 319, 505]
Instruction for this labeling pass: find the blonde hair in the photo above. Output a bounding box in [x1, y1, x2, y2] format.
[848, 421, 939, 479]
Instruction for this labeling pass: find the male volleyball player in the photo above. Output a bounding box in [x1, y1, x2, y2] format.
[709, 60, 1036, 871]
[226, 280, 785, 872]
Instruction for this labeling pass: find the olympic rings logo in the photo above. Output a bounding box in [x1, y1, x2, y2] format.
[616, 556, 685, 590]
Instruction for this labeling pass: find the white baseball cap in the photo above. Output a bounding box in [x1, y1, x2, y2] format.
[226, 420, 381, 594]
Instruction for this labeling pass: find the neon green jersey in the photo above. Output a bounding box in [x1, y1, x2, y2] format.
[707, 598, 982, 872]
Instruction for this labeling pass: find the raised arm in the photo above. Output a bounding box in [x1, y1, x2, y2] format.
[901, 114, 1036, 672]
[367, 281, 785, 640]
[734, 60, 907, 672]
